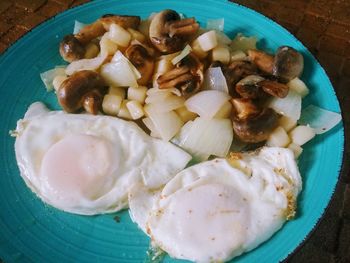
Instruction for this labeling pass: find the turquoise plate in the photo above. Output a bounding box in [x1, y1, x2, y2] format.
[0, 0, 344, 262]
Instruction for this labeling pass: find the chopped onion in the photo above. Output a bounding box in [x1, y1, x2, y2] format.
[289, 125, 316, 146]
[172, 117, 233, 161]
[66, 53, 107, 75]
[40, 66, 66, 91]
[171, 44, 192, 65]
[298, 104, 342, 134]
[268, 90, 301, 121]
[144, 105, 184, 141]
[230, 50, 247, 61]
[203, 67, 229, 93]
[147, 94, 185, 112]
[101, 51, 140, 87]
[215, 30, 231, 45]
[147, 87, 181, 97]
[230, 33, 257, 52]
[206, 18, 224, 31]
[73, 20, 87, 34]
[111, 51, 141, 79]
[142, 117, 161, 138]
[185, 90, 230, 118]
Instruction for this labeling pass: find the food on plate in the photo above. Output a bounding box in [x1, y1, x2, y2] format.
[13, 8, 342, 263]
[129, 147, 301, 262]
[13, 102, 191, 215]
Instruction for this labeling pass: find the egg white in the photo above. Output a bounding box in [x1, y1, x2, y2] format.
[134, 147, 302, 262]
[14, 102, 191, 215]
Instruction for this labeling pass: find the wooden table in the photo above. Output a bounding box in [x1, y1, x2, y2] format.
[0, 0, 349, 262]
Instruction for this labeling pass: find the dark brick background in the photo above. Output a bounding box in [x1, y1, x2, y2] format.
[0, 0, 349, 262]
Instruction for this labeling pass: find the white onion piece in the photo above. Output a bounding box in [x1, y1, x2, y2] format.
[202, 67, 229, 93]
[73, 20, 87, 34]
[298, 105, 342, 134]
[111, 51, 141, 79]
[66, 53, 108, 75]
[144, 105, 184, 141]
[40, 66, 66, 91]
[171, 44, 192, 65]
[268, 90, 301, 121]
[142, 117, 161, 138]
[172, 117, 233, 161]
[215, 30, 231, 45]
[206, 18, 224, 31]
[147, 87, 182, 97]
[185, 90, 230, 119]
[147, 95, 185, 112]
[100, 51, 140, 87]
[230, 33, 257, 52]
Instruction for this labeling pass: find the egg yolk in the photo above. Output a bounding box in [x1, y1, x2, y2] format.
[40, 134, 116, 201]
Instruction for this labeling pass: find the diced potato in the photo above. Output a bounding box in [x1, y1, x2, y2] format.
[287, 77, 309, 98]
[197, 30, 218, 52]
[288, 143, 303, 159]
[278, 115, 297, 132]
[84, 42, 99, 59]
[102, 94, 123, 116]
[175, 106, 198, 122]
[109, 24, 131, 47]
[100, 33, 119, 56]
[211, 46, 230, 64]
[230, 50, 247, 62]
[214, 100, 232, 119]
[138, 20, 151, 37]
[117, 99, 132, 119]
[289, 125, 316, 146]
[127, 28, 146, 43]
[126, 100, 145, 120]
[52, 75, 67, 92]
[108, 86, 126, 99]
[128, 86, 148, 104]
[191, 39, 208, 59]
[266, 126, 290, 147]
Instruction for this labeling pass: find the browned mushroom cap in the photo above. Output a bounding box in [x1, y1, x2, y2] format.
[59, 21, 105, 63]
[99, 14, 141, 30]
[235, 75, 265, 99]
[157, 53, 203, 96]
[247, 49, 274, 74]
[231, 100, 279, 143]
[259, 79, 289, 98]
[57, 70, 107, 114]
[59, 34, 85, 62]
[149, 10, 199, 53]
[125, 44, 155, 86]
[273, 46, 304, 82]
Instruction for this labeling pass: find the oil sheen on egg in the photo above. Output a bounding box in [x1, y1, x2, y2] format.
[14, 102, 191, 215]
[133, 147, 302, 262]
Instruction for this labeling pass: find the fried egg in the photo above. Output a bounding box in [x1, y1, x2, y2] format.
[14, 102, 191, 215]
[129, 147, 301, 262]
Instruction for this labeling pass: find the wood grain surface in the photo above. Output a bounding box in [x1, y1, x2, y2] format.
[0, 0, 349, 262]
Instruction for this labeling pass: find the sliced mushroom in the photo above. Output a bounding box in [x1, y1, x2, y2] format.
[149, 9, 199, 53]
[247, 49, 274, 75]
[273, 46, 304, 82]
[235, 75, 265, 99]
[59, 34, 86, 62]
[231, 98, 260, 119]
[157, 53, 203, 96]
[231, 101, 279, 143]
[99, 14, 141, 30]
[125, 44, 155, 86]
[57, 70, 107, 114]
[75, 20, 106, 45]
[259, 80, 289, 98]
